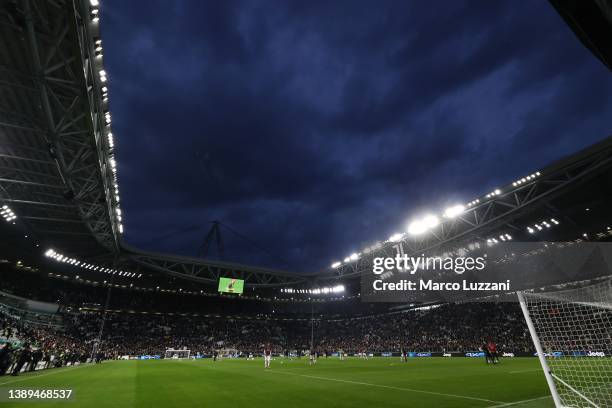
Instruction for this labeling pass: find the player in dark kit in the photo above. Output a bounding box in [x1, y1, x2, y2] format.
[482, 341, 492, 364]
[487, 340, 499, 364]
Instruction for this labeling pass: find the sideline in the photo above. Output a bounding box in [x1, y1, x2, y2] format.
[0, 363, 94, 386]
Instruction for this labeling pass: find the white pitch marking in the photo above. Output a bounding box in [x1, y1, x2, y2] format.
[0, 363, 93, 386]
[484, 395, 551, 407]
[267, 369, 506, 404]
[508, 369, 542, 374]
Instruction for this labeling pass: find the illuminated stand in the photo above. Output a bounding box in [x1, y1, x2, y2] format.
[518, 278, 612, 408]
[164, 349, 191, 359]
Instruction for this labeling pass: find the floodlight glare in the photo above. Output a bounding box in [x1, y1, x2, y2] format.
[388, 233, 403, 242]
[407, 220, 426, 235]
[443, 205, 464, 218]
[423, 215, 439, 228]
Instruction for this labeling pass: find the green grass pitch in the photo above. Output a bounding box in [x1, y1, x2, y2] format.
[0, 357, 554, 408]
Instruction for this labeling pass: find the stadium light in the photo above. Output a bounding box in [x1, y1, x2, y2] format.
[513, 171, 542, 187]
[331, 261, 341, 269]
[282, 285, 345, 296]
[485, 189, 501, 199]
[528, 218, 560, 234]
[388, 233, 403, 242]
[443, 205, 464, 218]
[423, 215, 439, 228]
[1, 205, 17, 222]
[328, 166, 549, 271]
[45, 249, 138, 279]
[408, 214, 439, 235]
[349, 253, 359, 261]
[407, 220, 426, 235]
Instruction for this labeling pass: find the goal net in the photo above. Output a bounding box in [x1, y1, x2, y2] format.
[164, 349, 191, 359]
[518, 278, 612, 408]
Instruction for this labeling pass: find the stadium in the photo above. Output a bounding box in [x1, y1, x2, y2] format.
[0, 1, 611, 407]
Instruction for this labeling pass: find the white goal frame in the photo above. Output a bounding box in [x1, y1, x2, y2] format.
[518, 291, 564, 407]
[518, 277, 612, 408]
[164, 349, 191, 359]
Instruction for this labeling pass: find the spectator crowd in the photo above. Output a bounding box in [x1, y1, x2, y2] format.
[1, 301, 533, 376]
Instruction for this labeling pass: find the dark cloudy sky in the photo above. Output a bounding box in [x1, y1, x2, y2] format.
[100, 1, 611, 273]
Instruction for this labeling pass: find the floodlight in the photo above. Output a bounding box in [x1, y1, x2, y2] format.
[407, 220, 426, 235]
[423, 215, 439, 228]
[443, 205, 464, 218]
[389, 233, 403, 242]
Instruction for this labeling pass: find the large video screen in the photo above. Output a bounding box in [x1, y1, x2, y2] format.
[218, 277, 244, 294]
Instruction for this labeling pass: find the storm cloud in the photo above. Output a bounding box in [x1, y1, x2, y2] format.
[99, 0, 612, 272]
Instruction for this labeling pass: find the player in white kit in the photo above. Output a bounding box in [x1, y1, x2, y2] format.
[264, 345, 272, 368]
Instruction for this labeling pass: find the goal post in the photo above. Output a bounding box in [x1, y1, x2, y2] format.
[517, 278, 612, 408]
[164, 349, 191, 359]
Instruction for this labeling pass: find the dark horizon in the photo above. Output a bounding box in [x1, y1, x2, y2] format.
[100, 0, 612, 273]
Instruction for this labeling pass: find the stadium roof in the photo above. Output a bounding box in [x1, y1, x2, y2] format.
[549, 0, 612, 71]
[0, 0, 118, 256]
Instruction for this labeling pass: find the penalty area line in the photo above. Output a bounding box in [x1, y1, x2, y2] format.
[485, 395, 551, 408]
[266, 369, 506, 404]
